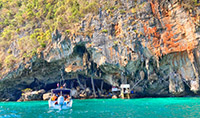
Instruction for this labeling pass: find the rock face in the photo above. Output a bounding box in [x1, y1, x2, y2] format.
[43, 92, 51, 100]
[0, 0, 200, 101]
[18, 89, 45, 101]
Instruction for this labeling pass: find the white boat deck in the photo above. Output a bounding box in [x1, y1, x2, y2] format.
[48, 99, 73, 109]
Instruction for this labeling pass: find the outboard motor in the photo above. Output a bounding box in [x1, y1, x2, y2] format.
[58, 96, 64, 105]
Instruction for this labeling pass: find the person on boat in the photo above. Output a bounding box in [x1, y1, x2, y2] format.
[54, 94, 59, 105]
[65, 94, 71, 104]
[52, 93, 59, 105]
[55, 101, 58, 105]
[125, 88, 130, 93]
[64, 95, 70, 101]
[64, 94, 68, 100]
[131, 90, 134, 94]
[51, 94, 58, 101]
[57, 93, 60, 97]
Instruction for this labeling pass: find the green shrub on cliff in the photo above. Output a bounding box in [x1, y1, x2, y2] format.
[5, 54, 16, 68]
[0, 2, 2, 9]
[102, 29, 108, 33]
[66, 30, 71, 34]
[81, 2, 98, 14]
[40, 43, 46, 48]
[0, 0, 99, 50]
[119, 9, 126, 14]
[179, 0, 199, 11]
[194, 0, 200, 6]
[22, 88, 33, 93]
[0, 0, 100, 74]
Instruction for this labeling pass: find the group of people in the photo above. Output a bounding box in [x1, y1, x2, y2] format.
[51, 93, 71, 102]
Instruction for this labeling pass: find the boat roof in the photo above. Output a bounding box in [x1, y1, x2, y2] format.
[120, 84, 130, 88]
[51, 88, 71, 94]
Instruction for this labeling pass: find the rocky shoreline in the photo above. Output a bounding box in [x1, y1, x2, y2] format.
[11, 87, 200, 102]
[15, 91, 200, 102]
[16, 88, 112, 102]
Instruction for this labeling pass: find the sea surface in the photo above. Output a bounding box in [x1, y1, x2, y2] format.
[0, 97, 200, 118]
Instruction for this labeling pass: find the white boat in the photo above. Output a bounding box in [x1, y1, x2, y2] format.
[48, 88, 73, 109]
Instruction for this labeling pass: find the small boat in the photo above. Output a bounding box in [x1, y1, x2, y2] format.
[48, 88, 73, 109]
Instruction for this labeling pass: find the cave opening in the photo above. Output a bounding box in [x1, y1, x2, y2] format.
[42, 78, 112, 92]
[72, 43, 87, 57]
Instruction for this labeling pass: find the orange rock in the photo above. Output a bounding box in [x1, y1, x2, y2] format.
[165, 24, 173, 31]
[109, 47, 113, 59]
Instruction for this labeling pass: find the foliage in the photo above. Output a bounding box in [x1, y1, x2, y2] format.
[22, 88, 33, 93]
[101, 29, 108, 33]
[5, 54, 16, 68]
[113, 41, 119, 45]
[119, 9, 126, 14]
[7, 49, 12, 54]
[131, 8, 136, 14]
[0, 0, 100, 73]
[194, 0, 200, 6]
[178, 0, 198, 11]
[66, 30, 71, 34]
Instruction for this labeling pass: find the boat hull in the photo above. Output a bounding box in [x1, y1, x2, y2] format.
[48, 99, 73, 109]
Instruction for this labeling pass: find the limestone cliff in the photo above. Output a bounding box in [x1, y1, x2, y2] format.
[0, 0, 200, 101]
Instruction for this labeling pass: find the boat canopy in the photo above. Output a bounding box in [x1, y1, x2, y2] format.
[51, 89, 71, 95]
[120, 84, 130, 88]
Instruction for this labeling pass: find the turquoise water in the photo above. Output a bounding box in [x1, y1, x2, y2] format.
[1, 98, 200, 118]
